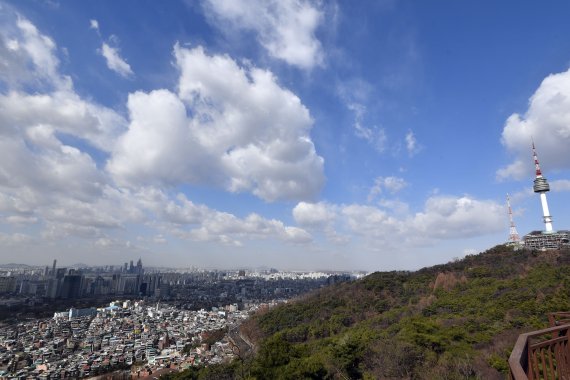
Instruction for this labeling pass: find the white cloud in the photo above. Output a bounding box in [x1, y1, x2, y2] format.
[345, 102, 387, 152]
[0, 15, 71, 91]
[383, 177, 408, 193]
[2, 18, 316, 249]
[100, 41, 133, 78]
[0, 90, 126, 151]
[294, 194, 504, 248]
[405, 130, 420, 156]
[0, 102, 123, 239]
[141, 190, 312, 246]
[0, 9, 126, 152]
[6, 215, 38, 224]
[341, 204, 403, 242]
[203, 0, 324, 69]
[42, 222, 103, 240]
[551, 179, 570, 192]
[367, 176, 408, 202]
[0, 14, 138, 244]
[293, 201, 336, 227]
[356, 124, 387, 153]
[498, 68, 570, 180]
[338, 80, 419, 159]
[496, 160, 527, 182]
[0, 232, 33, 245]
[93, 237, 137, 251]
[187, 213, 312, 245]
[0, 126, 106, 202]
[509, 187, 533, 203]
[89, 21, 132, 78]
[109, 45, 324, 201]
[377, 198, 410, 215]
[292, 201, 350, 244]
[0, 7, 317, 262]
[108, 89, 201, 187]
[90, 19, 99, 31]
[15, 18, 62, 85]
[411, 196, 504, 240]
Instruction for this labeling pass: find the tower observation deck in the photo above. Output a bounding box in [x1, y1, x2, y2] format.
[523, 142, 569, 250]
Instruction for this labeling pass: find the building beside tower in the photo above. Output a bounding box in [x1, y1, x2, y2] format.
[523, 142, 569, 250]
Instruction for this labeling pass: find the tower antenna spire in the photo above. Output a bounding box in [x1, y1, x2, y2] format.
[532, 138, 543, 177]
[531, 141, 553, 232]
[506, 193, 520, 243]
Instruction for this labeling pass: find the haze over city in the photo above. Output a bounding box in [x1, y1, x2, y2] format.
[0, 0, 569, 270]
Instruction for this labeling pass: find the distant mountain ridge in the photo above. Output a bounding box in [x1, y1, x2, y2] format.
[0, 263, 32, 268]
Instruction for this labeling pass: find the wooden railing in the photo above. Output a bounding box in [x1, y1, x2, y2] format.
[509, 317, 570, 379]
[549, 312, 570, 327]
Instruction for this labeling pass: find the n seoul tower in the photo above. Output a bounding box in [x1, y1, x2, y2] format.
[532, 141, 553, 233]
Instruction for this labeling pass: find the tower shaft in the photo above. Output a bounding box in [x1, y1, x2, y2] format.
[540, 193, 553, 232]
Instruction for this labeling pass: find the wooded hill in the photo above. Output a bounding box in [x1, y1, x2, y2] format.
[164, 245, 570, 379]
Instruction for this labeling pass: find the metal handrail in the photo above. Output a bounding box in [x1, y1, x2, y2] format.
[509, 323, 570, 380]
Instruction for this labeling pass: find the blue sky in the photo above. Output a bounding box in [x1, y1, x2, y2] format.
[1, 0, 569, 270]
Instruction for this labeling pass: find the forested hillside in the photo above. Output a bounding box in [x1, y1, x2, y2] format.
[165, 245, 570, 379]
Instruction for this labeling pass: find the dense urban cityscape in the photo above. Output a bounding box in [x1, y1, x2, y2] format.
[0, 260, 361, 378]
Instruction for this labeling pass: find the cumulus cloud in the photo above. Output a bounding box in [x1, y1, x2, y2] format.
[202, 0, 324, 69]
[109, 44, 324, 201]
[498, 68, 570, 180]
[100, 41, 133, 78]
[411, 196, 504, 240]
[0, 12, 129, 249]
[187, 213, 311, 245]
[0, 14, 70, 91]
[0, 125, 106, 201]
[139, 190, 312, 246]
[0, 13, 312, 251]
[341, 204, 403, 242]
[0, 12, 127, 239]
[0, 8, 126, 152]
[377, 198, 410, 215]
[293, 201, 336, 227]
[1, 17, 323, 249]
[293, 201, 349, 244]
[294, 195, 504, 248]
[0, 90, 126, 150]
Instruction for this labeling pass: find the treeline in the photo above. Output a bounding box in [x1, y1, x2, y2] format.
[164, 245, 570, 379]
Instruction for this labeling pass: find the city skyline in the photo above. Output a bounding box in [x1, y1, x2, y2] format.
[0, 1, 570, 270]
